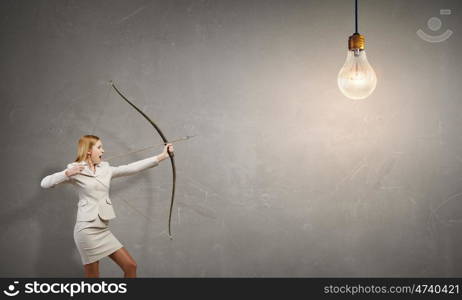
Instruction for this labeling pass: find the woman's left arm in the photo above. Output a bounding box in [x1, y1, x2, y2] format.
[110, 156, 161, 179]
[110, 144, 173, 179]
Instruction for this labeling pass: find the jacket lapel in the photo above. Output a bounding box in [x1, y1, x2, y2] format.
[79, 162, 110, 188]
[80, 167, 95, 177]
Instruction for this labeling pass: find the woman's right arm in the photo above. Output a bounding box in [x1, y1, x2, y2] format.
[40, 164, 83, 189]
[40, 170, 71, 189]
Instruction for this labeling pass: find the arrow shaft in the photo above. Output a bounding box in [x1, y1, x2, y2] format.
[105, 135, 196, 161]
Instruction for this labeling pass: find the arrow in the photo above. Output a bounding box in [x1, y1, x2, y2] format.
[104, 135, 197, 161]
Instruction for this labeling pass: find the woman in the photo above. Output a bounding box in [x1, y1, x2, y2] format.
[40, 134, 174, 278]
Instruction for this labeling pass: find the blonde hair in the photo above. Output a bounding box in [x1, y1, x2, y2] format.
[74, 135, 100, 162]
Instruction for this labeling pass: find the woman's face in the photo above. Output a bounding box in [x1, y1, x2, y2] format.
[88, 140, 105, 164]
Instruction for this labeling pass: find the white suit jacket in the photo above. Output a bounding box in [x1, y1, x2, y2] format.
[40, 156, 160, 221]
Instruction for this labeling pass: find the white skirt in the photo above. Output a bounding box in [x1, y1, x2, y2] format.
[73, 215, 123, 265]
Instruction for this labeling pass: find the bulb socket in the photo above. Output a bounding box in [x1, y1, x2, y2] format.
[348, 33, 365, 51]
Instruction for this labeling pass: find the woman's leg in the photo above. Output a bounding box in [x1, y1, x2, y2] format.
[108, 247, 137, 278]
[84, 261, 100, 278]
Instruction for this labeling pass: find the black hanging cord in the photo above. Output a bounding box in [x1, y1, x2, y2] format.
[355, 0, 358, 34]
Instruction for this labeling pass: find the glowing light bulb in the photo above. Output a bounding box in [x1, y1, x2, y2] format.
[337, 49, 377, 100]
[337, 31, 377, 100]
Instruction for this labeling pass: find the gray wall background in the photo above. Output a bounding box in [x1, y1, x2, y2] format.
[1, 0, 462, 277]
